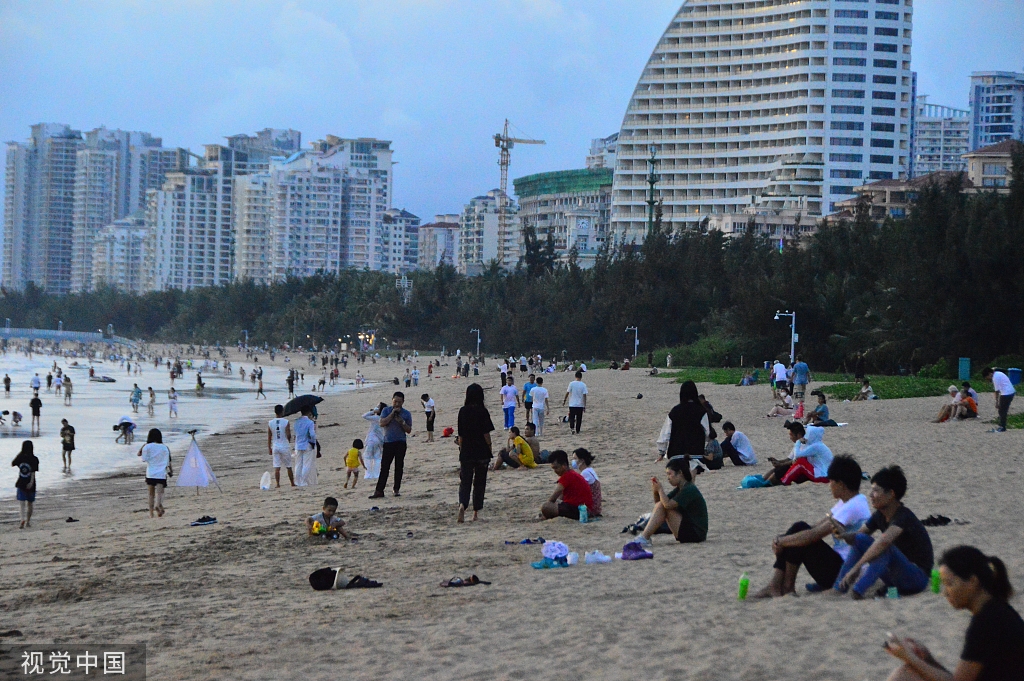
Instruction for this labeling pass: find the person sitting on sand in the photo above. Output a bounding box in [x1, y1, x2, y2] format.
[754, 455, 871, 598]
[632, 455, 707, 547]
[572, 448, 602, 517]
[955, 388, 979, 420]
[306, 496, 351, 539]
[523, 422, 546, 464]
[852, 378, 875, 401]
[802, 392, 835, 426]
[721, 422, 758, 466]
[540, 450, 593, 520]
[760, 422, 834, 486]
[934, 385, 962, 423]
[882, 545, 1024, 681]
[960, 381, 979, 404]
[834, 465, 933, 599]
[700, 426, 724, 470]
[492, 426, 536, 470]
[766, 386, 795, 417]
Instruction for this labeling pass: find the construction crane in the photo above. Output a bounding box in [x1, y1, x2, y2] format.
[494, 120, 544, 264]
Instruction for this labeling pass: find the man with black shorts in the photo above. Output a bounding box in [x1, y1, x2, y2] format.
[60, 418, 76, 469]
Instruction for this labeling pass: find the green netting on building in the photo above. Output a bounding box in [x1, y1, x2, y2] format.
[513, 168, 613, 198]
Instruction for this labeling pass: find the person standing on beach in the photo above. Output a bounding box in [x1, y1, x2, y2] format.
[29, 393, 42, 437]
[147, 387, 156, 417]
[138, 428, 172, 518]
[268, 404, 294, 487]
[792, 356, 810, 403]
[30, 373, 41, 392]
[456, 383, 494, 522]
[256, 374, 266, 400]
[59, 419, 75, 469]
[168, 387, 178, 418]
[13, 440, 38, 529]
[562, 371, 588, 435]
[522, 374, 537, 427]
[369, 392, 412, 499]
[982, 367, 1016, 433]
[421, 393, 436, 443]
[63, 376, 72, 406]
[499, 375, 519, 431]
[530, 377, 550, 436]
[293, 406, 318, 487]
[286, 371, 295, 399]
[130, 384, 142, 414]
[362, 402, 387, 480]
[4, 373, 10, 397]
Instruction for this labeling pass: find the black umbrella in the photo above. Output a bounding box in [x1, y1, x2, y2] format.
[283, 394, 323, 416]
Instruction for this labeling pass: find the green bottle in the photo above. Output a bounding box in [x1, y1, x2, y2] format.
[737, 572, 750, 600]
[931, 568, 942, 594]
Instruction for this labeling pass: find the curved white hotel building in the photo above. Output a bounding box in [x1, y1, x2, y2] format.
[611, 0, 914, 241]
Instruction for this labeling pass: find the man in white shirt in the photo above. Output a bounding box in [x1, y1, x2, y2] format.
[30, 374, 41, 391]
[562, 371, 588, 434]
[499, 375, 520, 430]
[756, 455, 871, 597]
[983, 366, 1016, 432]
[772, 361, 787, 398]
[530, 377, 550, 436]
[268, 404, 294, 487]
[721, 422, 757, 465]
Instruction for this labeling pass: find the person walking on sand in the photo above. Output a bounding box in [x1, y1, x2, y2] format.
[369, 392, 412, 499]
[268, 404, 294, 487]
[12, 440, 39, 529]
[59, 418, 76, 469]
[562, 371, 588, 434]
[138, 428, 172, 518]
[256, 375, 266, 400]
[499, 375, 519, 430]
[62, 376, 72, 406]
[529, 376, 550, 436]
[130, 383, 142, 414]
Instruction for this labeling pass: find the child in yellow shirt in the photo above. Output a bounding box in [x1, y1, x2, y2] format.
[344, 439, 365, 488]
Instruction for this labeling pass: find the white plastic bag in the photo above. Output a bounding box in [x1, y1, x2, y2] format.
[259, 471, 272, 490]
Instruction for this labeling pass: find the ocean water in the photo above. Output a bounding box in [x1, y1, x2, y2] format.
[1, 352, 360, 499]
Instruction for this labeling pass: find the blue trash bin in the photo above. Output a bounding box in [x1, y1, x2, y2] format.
[958, 357, 971, 382]
[1009, 368, 1022, 386]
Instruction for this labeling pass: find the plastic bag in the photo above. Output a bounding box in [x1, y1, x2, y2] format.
[260, 471, 272, 490]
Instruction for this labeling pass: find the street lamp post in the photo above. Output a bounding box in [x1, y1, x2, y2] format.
[470, 328, 481, 357]
[774, 310, 797, 363]
[625, 326, 639, 357]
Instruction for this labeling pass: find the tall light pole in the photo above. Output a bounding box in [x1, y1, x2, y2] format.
[470, 328, 481, 357]
[625, 326, 639, 357]
[774, 310, 797, 363]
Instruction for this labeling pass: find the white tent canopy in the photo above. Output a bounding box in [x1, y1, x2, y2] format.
[176, 439, 221, 491]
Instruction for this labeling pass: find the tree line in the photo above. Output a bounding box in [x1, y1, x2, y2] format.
[3, 148, 1022, 375]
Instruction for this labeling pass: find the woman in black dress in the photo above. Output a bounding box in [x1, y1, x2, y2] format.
[667, 380, 709, 460]
[456, 383, 495, 523]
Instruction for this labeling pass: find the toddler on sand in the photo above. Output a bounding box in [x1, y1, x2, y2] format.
[345, 440, 365, 488]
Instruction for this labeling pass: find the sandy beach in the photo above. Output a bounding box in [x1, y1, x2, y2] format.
[2, 354, 1021, 681]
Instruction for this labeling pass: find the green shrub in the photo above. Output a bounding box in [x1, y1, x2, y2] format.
[819, 375, 993, 401]
[918, 357, 953, 379]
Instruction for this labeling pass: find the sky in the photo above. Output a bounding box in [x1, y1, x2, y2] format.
[1, 0, 1022, 220]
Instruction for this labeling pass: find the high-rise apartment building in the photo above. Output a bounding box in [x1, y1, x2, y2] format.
[514, 168, 613, 268]
[458, 190, 516, 276]
[910, 96, 970, 177]
[265, 136, 393, 280]
[232, 172, 274, 284]
[586, 133, 618, 170]
[145, 130, 301, 291]
[969, 72, 1024, 150]
[611, 0, 914, 242]
[90, 213, 148, 294]
[70, 127, 188, 291]
[417, 216, 460, 271]
[382, 209, 420, 274]
[3, 123, 83, 293]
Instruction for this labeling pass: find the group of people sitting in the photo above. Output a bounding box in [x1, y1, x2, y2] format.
[933, 382, 979, 423]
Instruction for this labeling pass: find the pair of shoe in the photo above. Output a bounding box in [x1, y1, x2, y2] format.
[988, 427, 1007, 433]
[367, 491, 401, 499]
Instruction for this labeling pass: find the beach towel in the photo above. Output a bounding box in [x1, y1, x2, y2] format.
[177, 440, 221, 490]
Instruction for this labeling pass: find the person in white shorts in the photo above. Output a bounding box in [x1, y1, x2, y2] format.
[530, 376, 550, 436]
[268, 404, 294, 487]
[168, 388, 178, 418]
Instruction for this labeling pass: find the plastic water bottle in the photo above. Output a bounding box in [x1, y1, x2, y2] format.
[578, 504, 588, 523]
[930, 568, 942, 594]
[737, 572, 750, 600]
[887, 586, 899, 599]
